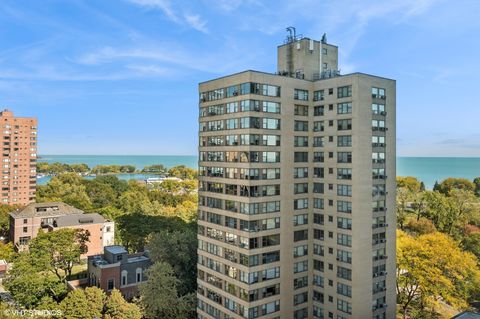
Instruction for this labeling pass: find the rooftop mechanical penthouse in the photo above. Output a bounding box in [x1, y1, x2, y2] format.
[197, 30, 396, 319]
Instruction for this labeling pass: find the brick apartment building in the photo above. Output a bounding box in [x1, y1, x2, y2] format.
[0, 109, 37, 206]
[88, 245, 151, 299]
[9, 202, 115, 257]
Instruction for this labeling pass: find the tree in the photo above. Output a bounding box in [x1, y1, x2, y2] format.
[139, 262, 195, 319]
[445, 189, 479, 237]
[142, 164, 166, 174]
[0, 242, 15, 261]
[0, 204, 20, 238]
[104, 289, 142, 319]
[168, 165, 197, 179]
[85, 180, 117, 208]
[69, 163, 90, 174]
[396, 187, 412, 230]
[436, 178, 475, 195]
[117, 189, 150, 214]
[94, 175, 130, 195]
[422, 191, 449, 231]
[474, 177, 480, 196]
[29, 228, 89, 281]
[397, 176, 422, 193]
[396, 230, 480, 318]
[59, 288, 103, 319]
[420, 181, 426, 191]
[116, 214, 185, 252]
[36, 173, 92, 210]
[59, 287, 140, 319]
[3, 254, 67, 308]
[406, 218, 437, 235]
[119, 165, 136, 173]
[462, 232, 480, 260]
[147, 229, 197, 295]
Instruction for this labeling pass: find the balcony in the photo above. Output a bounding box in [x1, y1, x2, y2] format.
[373, 255, 388, 261]
[373, 271, 388, 278]
[373, 287, 387, 294]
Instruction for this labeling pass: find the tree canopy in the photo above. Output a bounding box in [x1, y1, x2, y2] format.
[397, 230, 480, 318]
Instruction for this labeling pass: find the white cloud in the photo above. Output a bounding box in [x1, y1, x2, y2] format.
[126, 0, 179, 22]
[126, 64, 170, 75]
[184, 14, 208, 33]
[125, 0, 209, 33]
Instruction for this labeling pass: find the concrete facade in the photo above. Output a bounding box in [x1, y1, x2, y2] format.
[197, 36, 396, 319]
[0, 109, 37, 206]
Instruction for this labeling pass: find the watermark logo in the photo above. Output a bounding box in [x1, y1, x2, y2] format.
[3, 309, 63, 317]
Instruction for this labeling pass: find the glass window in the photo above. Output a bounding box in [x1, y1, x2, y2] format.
[337, 85, 352, 98]
[294, 89, 309, 101]
[337, 102, 352, 114]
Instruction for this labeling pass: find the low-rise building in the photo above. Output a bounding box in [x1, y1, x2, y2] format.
[87, 245, 151, 300]
[9, 202, 114, 256]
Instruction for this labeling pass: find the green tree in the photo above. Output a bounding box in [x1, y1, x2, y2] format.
[396, 187, 412, 230]
[59, 287, 105, 319]
[94, 175, 130, 194]
[3, 254, 67, 308]
[406, 218, 437, 235]
[29, 228, 89, 281]
[147, 229, 197, 295]
[139, 262, 195, 319]
[474, 177, 480, 196]
[117, 189, 150, 214]
[96, 205, 124, 221]
[0, 204, 20, 238]
[116, 214, 185, 252]
[69, 163, 90, 174]
[142, 164, 166, 174]
[420, 181, 426, 191]
[446, 189, 479, 237]
[0, 242, 15, 261]
[85, 180, 117, 208]
[119, 165, 136, 173]
[397, 176, 422, 192]
[422, 190, 449, 231]
[104, 289, 142, 319]
[168, 165, 197, 179]
[462, 232, 480, 260]
[36, 173, 92, 210]
[436, 178, 475, 195]
[396, 230, 480, 318]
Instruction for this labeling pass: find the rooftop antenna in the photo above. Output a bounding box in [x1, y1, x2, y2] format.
[286, 26, 297, 43]
[321, 33, 327, 44]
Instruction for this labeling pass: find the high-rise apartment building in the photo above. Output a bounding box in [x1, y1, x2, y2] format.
[0, 109, 37, 206]
[197, 33, 395, 319]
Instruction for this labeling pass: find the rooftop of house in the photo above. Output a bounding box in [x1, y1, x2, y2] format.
[89, 246, 150, 268]
[451, 311, 480, 319]
[9, 202, 84, 219]
[105, 245, 128, 255]
[53, 213, 106, 228]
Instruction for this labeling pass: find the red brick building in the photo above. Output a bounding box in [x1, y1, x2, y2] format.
[88, 246, 151, 300]
[9, 202, 115, 256]
[0, 109, 37, 205]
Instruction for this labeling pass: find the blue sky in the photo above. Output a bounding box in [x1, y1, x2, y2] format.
[0, 0, 479, 156]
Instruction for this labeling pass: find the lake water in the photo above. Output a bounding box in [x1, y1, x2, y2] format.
[37, 155, 480, 189]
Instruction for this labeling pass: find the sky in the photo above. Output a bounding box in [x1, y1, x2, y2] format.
[0, 0, 479, 156]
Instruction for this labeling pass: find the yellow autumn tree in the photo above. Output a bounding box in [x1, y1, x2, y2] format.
[397, 230, 480, 318]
